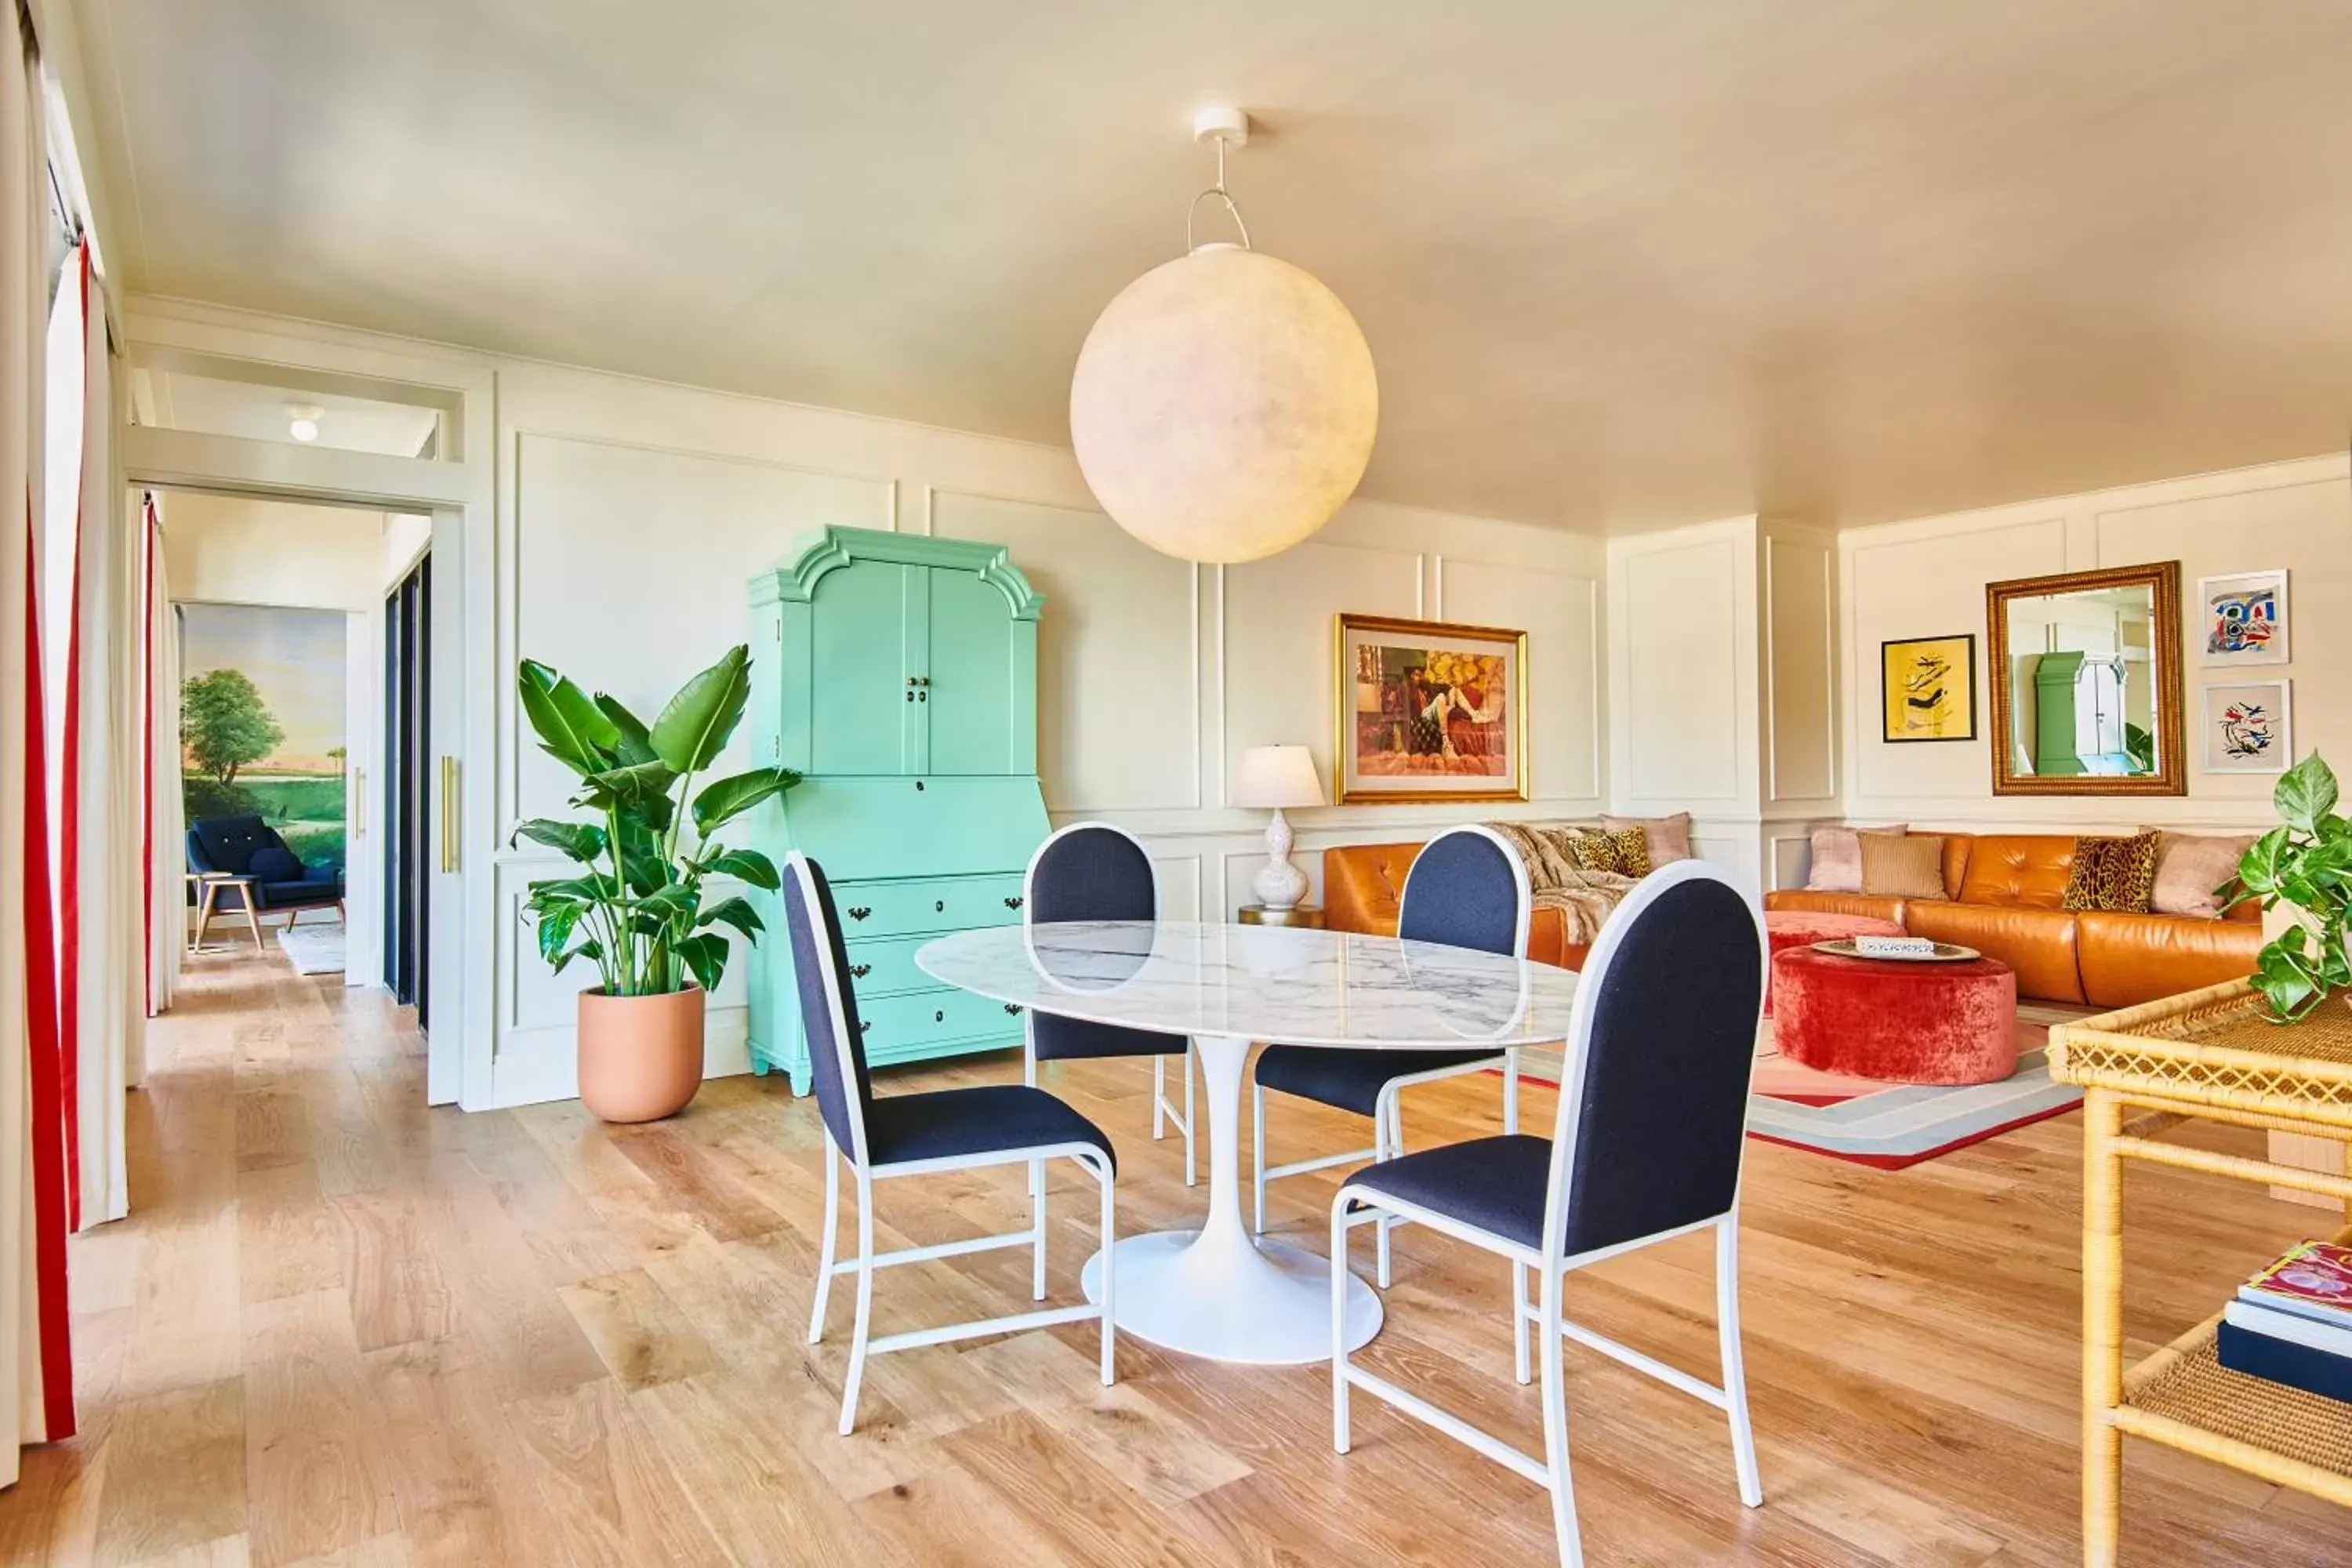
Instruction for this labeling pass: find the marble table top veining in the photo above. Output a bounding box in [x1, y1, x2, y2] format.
[916, 920, 1580, 1048]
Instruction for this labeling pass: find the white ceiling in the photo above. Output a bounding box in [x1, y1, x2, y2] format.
[71, 0, 2352, 532]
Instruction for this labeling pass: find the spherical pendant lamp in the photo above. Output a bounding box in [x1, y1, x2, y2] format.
[1070, 109, 1378, 565]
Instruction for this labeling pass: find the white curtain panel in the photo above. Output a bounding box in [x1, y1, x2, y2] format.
[2, 8, 74, 1484]
[143, 501, 176, 1036]
[67, 249, 125, 1229]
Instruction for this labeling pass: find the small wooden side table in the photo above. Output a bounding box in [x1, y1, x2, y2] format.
[187, 872, 264, 951]
[2049, 978, 2352, 1566]
[1238, 904, 1323, 929]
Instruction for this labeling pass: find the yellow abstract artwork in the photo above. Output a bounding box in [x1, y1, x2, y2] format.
[1882, 634, 1976, 742]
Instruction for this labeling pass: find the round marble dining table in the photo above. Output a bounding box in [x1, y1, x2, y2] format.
[916, 919, 1583, 1366]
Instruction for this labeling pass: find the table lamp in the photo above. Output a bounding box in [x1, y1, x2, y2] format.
[1234, 745, 1325, 911]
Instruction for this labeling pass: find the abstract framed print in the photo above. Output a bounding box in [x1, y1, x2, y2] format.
[2197, 569, 2288, 668]
[1334, 614, 1527, 803]
[1882, 633, 1976, 743]
[2202, 680, 2291, 774]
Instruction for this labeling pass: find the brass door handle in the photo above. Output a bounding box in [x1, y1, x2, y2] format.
[437, 757, 461, 873]
[352, 767, 365, 840]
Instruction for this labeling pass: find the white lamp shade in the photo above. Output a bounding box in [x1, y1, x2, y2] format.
[1233, 744, 1325, 809]
[1070, 244, 1377, 565]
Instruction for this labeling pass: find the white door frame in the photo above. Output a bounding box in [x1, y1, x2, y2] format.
[121, 301, 497, 1110]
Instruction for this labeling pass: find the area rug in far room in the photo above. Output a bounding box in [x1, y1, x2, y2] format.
[1513, 1001, 2088, 1171]
[277, 922, 346, 976]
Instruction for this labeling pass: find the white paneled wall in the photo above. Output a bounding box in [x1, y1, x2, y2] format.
[1838, 453, 2350, 839]
[477, 366, 1609, 1099]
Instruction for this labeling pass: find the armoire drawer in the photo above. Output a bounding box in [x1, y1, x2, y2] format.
[852, 987, 1025, 1056]
[838, 934, 946, 997]
[831, 874, 1027, 939]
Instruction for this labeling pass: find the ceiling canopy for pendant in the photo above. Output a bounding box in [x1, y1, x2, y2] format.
[1070, 107, 1378, 566]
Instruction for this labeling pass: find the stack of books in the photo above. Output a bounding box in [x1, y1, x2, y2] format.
[2218, 1240, 2352, 1402]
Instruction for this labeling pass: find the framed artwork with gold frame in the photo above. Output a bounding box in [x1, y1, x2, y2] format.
[1334, 613, 1527, 804]
[1881, 633, 1977, 743]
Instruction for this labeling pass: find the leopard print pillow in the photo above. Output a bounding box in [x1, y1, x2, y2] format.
[2061, 831, 2161, 913]
[1567, 827, 1652, 878]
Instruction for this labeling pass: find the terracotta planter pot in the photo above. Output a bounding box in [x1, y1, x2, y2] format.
[577, 986, 706, 1123]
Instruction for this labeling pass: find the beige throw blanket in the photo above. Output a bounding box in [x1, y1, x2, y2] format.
[1483, 822, 1638, 945]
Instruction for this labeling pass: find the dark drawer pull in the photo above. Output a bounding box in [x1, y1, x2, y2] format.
[1004, 895, 1024, 909]
[849, 964, 871, 978]
[848, 906, 872, 921]
[1004, 1003, 1022, 1015]
[934, 1008, 945, 1023]
[856, 1019, 869, 1036]
[935, 899, 945, 913]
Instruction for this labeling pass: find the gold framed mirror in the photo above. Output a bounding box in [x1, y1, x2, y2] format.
[1985, 561, 2184, 796]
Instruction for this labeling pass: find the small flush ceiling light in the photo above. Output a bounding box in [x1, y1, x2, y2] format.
[1070, 106, 1378, 565]
[285, 402, 324, 442]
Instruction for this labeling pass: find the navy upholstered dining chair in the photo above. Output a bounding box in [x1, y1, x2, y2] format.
[1330, 859, 1769, 1566]
[786, 851, 1119, 1436]
[1252, 823, 1530, 1286]
[1024, 822, 1197, 1185]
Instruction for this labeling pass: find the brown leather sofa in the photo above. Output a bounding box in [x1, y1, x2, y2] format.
[1763, 833, 2259, 1009]
[1323, 841, 1591, 970]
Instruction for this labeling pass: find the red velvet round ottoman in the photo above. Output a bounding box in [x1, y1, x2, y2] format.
[1762, 911, 1904, 1015]
[1771, 947, 2019, 1085]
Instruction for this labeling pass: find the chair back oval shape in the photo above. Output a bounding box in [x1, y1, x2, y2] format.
[782, 851, 878, 1167]
[1397, 824, 1530, 958]
[1541, 859, 1766, 1259]
[1024, 822, 1178, 1058]
[1025, 821, 1157, 924]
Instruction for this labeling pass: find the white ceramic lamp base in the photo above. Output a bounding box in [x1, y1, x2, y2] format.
[1250, 806, 1308, 911]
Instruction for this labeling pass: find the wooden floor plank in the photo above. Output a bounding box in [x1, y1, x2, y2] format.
[9, 944, 2352, 1565]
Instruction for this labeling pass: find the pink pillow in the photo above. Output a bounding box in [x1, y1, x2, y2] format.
[1805, 824, 1909, 894]
[2142, 829, 2257, 919]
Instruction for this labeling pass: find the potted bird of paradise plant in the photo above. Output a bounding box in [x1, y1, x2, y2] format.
[513, 645, 798, 1121]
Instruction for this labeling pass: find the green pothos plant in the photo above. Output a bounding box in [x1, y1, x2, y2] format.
[2220, 752, 2352, 1024]
[513, 645, 799, 997]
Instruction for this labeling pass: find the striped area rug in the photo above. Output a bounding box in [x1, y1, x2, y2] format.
[1514, 1001, 2089, 1170]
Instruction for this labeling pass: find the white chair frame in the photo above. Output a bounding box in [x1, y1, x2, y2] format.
[1330, 860, 1767, 1566]
[1024, 821, 1195, 1186]
[787, 853, 1117, 1437]
[1254, 823, 1531, 1287]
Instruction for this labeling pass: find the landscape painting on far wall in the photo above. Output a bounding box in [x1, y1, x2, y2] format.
[1334, 613, 1526, 803]
[180, 603, 349, 870]
[1881, 633, 1976, 743]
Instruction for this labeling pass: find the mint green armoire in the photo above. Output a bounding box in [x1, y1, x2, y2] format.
[745, 527, 1050, 1093]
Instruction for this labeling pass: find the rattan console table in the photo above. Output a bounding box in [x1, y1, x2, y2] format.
[2049, 978, 2352, 1566]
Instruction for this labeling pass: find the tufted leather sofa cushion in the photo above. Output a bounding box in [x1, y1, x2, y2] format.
[2075, 910, 2263, 1007]
[1955, 834, 2075, 910]
[1904, 900, 2085, 1003]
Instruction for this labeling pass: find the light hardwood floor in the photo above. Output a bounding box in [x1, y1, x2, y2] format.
[4, 947, 2350, 1566]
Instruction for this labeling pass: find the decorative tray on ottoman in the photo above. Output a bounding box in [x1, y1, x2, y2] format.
[1809, 938, 1982, 964]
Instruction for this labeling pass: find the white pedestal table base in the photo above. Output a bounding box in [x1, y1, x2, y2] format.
[1079, 1033, 1383, 1365]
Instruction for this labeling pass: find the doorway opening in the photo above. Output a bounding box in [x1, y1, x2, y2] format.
[383, 550, 430, 1022]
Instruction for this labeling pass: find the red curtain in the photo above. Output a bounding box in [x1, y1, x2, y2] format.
[21, 517, 73, 1443]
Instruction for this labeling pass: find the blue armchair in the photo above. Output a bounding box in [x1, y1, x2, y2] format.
[186, 815, 344, 946]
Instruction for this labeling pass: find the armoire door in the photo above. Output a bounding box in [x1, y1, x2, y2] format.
[923, 566, 1017, 775]
[806, 559, 920, 775]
